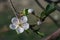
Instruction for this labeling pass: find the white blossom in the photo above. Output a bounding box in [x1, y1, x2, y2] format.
[9, 16, 29, 34]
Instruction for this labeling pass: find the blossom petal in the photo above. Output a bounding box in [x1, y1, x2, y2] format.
[11, 17, 19, 25]
[16, 27, 24, 34]
[22, 23, 29, 30]
[20, 16, 28, 23]
[9, 24, 18, 30]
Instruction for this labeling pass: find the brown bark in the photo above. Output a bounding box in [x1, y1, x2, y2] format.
[45, 28, 60, 40]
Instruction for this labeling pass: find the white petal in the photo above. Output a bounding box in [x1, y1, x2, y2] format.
[28, 9, 34, 13]
[9, 24, 18, 30]
[20, 16, 28, 23]
[16, 27, 24, 34]
[37, 20, 42, 25]
[11, 17, 19, 25]
[22, 23, 29, 30]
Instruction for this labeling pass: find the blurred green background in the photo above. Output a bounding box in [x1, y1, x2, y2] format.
[0, 0, 60, 40]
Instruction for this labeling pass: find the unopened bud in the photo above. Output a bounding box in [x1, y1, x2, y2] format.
[28, 9, 34, 13]
[37, 20, 42, 25]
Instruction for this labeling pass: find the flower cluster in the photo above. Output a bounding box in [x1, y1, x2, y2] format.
[9, 16, 29, 34]
[9, 9, 34, 34]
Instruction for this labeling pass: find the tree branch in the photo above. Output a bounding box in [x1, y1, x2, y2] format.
[45, 28, 60, 40]
[35, 0, 59, 27]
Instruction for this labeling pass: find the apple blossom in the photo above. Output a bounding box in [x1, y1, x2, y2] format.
[9, 16, 29, 34]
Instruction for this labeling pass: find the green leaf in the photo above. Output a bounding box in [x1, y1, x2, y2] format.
[46, 3, 56, 15]
[37, 32, 45, 37]
[22, 9, 28, 16]
[40, 3, 56, 21]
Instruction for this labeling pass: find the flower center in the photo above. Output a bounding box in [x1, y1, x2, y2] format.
[18, 21, 23, 28]
[18, 18, 23, 28]
[19, 23, 22, 27]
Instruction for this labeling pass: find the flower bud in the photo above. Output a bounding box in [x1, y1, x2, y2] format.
[28, 9, 34, 13]
[37, 20, 42, 25]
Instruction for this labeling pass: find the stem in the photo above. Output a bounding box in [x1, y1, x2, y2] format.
[9, 0, 19, 17]
[35, 0, 45, 10]
[30, 25, 43, 37]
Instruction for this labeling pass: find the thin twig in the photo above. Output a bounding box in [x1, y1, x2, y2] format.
[8, 0, 18, 17]
[35, 0, 45, 10]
